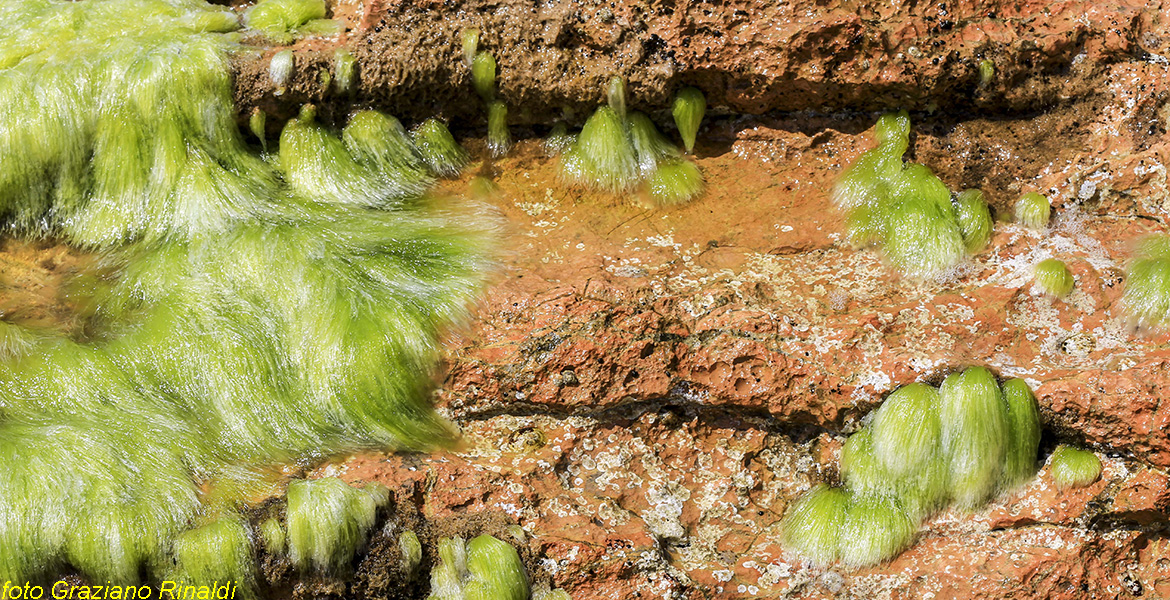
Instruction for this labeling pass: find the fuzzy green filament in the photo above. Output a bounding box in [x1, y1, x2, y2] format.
[472, 51, 497, 102]
[0, 0, 492, 585]
[287, 478, 388, 572]
[487, 100, 511, 158]
[245, 0, 326, 44]
[412, 118, 472, 177]
[834, 112, 978, 277]
[1034, 258, 1075, 298]
[560, 84, 704, 204]
[399, 530, 423, 574]
[671, 86, 706, 154]
[426, 535, 530, 600]
[1049, 445, 1102, 489]
[954, 189, 993, 253]
[782, 368, 1041, 567]
[249, 108, 267, 150]
[1122, 235, 1170, 327]
[1015, 192, 1051, 229]
[167, 517, 256, 599]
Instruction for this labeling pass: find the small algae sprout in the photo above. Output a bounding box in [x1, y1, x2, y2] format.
[427, 535, 530, 600]
[269, 49, 294, 95]
[487, 100, 511, 158]
[544, 123, 574, 156]
[671, 86, 706, 154]
[560, 77, 704, 205]
[287, 478, 388, 572]
[978, 58, 995, 88]
[1015, 191, 1051, 229]
[1122, 235, 1170, 328]
[166, 517, 255, 599]
[834, 112, 984, 277]
[607, 75, 627, 120]
[1049, 445, 1103, 489]
[1033, 258, 1075, 298]
[472, 51, 497, 102]
[413, 118, 472, 176]
[954, 189, 993, 254]
[249, 108, 268, 150]
[245, 0, 336, 44]
[0, 0, 492, 586]
[462, 28, 480, 67]
[399, 530, 423, 574]
[333, 48, 357, 95]
[781, 368, 1042, 567]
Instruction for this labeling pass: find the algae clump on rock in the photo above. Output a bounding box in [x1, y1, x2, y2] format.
[0, 0, 492, 586]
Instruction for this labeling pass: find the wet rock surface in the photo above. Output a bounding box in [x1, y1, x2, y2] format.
[5, 0, 1170, 598]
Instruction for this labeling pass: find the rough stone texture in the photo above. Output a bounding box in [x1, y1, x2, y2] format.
[231, 0, 1169, 127]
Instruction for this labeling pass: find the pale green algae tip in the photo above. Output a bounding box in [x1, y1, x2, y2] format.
[1034, 258, 1075, 298]
[1015, 191, 1051, 229]
[0, 0, 493, 585]
[560, 78, 704, 205]
[488, 100, 511, 158]
[781, 368, 1042, 567]
[472, 51, 497, 101]
[1122, 235, 1170, 327]
[671, 86, 706, 154]
[427, 535, 530, 600]
[1049, 445, 1103, 489]
[834, 112, 989, 278]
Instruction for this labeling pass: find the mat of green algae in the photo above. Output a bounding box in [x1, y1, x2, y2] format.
[0, 0, 492, 585]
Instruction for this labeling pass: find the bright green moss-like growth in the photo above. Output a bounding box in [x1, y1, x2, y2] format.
[287, 478, 386, 572]
[1050, 445, 1102, 489]
[245, 0, 326, 44]
[780, 484, 848, 566]
[399, 530, 423, 574]
[167, 517, 255, 598]
[1015, 192, 1051, 229]
[671, 86, 705, 154]
[954, 189, 993, 253]
[544, 123, 574, 156]
[249, 108, 267, 149]
[838, 495, 916, 568]
[561, 106, 637, 192]
[940, 367, 1009, 509]
[834, 112, 978, 277]
[647, 159, 704, 205]
[1122, 235, 1170, 327]
[1001, 379, 1042, 489]
[1034, 258, 1074, 298]
[412, 118, 471, 177]
[487, 100, 510, 158]
[342, 109, 432, 195]
[260, 518, 286, 554]
[426, 535, 530, 600]
[783, 369, 1042, 567]
[560, 82, 704, 204]
[472, 51, 496, 101]
[0, 0, 493, 584]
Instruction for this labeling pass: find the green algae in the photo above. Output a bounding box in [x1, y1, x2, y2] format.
[1123, 235, 1170, 327]
[245, 0, 326, 44]
[167, 517, 256, 599]
[782, 369, 1042, 567]
[1015, 192, 1051, 229]
[671, 86, 705, 154]
[1034, 258, 1075, 298]
[1049, 445, 1102, 489]
[0, 0, 493, 586]
[287, 478, 385, 572]
[426, 535, 530, 600]
[559, 79, 704, 204]
[834, 112, 988, 277]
